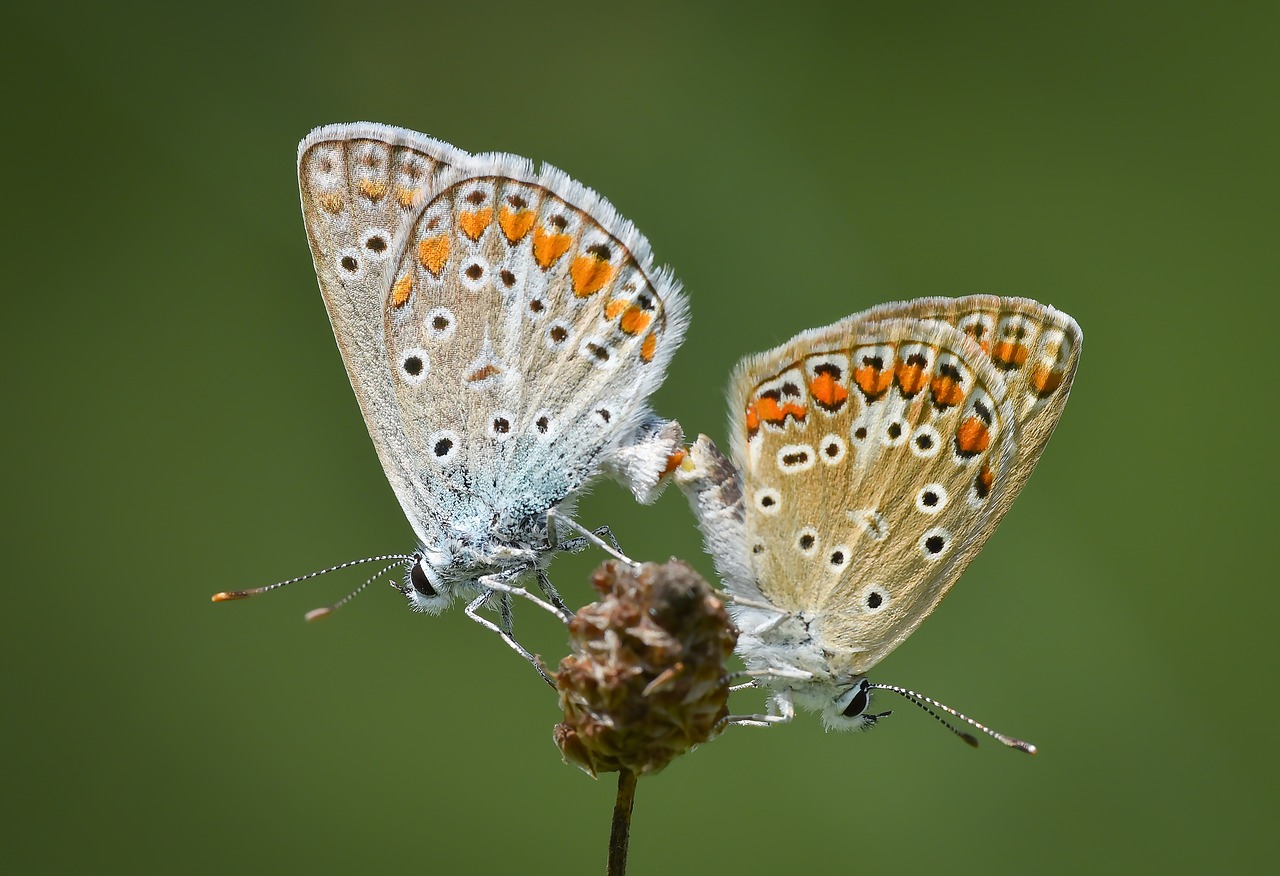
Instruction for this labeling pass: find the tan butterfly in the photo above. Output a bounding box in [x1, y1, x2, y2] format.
[676, 296, 1080, 747]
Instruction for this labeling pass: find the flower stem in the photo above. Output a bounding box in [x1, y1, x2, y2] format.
[607, 769, 638, 875]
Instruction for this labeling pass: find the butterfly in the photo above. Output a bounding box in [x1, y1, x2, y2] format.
[216, 123, 688, 673]
[675, 296, 1081, 746]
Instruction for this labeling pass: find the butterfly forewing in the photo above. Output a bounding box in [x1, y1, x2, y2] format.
[383, 162, 688, 538]
[297, 124, 473, 542]
[730, 317, 1019, 675]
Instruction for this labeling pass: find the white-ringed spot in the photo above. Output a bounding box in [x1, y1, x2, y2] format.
[489, 411, 515, 442]
[362, 227, 392, 260]
[883, 418, 908, 448]
[910, 424, 942, 459]
[592, 404, 617, 429]
[827, 545, 851, 572]
[459, 256, 491, 292]
[531, 409, 558, 443]
[546, 319, 572, 350]
[496, 264, 524, 293]
[428, 429, 460, 465]
[776, 443, 816, 474]
[399, 348, 429, 385]
[850, 415, 872, 446]
[336, 247, 364, 279]
[819, 434, 847, 465]
[915, 484, 949, 515]
[579, 335, 616, 369]
[919, 527, 952, 561]
[796, 527, 819, 558]
[424, 307, 457, 342]
[754, 488, 782, 516]
[861, 585, 889, 613]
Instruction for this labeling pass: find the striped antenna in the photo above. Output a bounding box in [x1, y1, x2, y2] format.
[212, 554, 414, 604]
[871, 682, 1038, 754]
[304, 560, 406, 621]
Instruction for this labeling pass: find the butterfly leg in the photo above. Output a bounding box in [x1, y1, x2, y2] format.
[478, 569, 573, 622]
[719, 687, 797, 730]
[546, 508, 636, 565]
[463, 591, 555, 688]
[534, 569, 573, 618]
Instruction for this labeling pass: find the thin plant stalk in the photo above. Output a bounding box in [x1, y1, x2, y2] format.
[607, 769, 638, 875]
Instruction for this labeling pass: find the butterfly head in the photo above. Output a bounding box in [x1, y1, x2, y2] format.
[822, 677, 892, 732]
[403, 544, 465, 614]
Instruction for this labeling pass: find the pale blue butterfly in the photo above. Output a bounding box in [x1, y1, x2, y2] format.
[216, 124, 688, 678]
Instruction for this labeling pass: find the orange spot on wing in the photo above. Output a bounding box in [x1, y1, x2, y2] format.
[459, 208, 493, 242]
[418, 235, 450, 276]
[975, 462, 994, 499]
[318, 193, 344, 214]
[809, 372, 848, 411]
[357, 179, 387, 202]
[533, 227, 573, 269]
[467, 364, 502, 383]
[390, 272, 413, 309]
[1031, 365, 1064, 397]
[756, 396, 806, 427]
[955, 417, 991, 458]
[570, 254, 616, 298]
[746, 402, 760, 436]
[854, 362, 893, 400]
[640, 333, 657, 362]
[618, 305, 651, 335]
[605, 298, 627, 320]
[499, 207, 535, 243]
[931, 372, 965, 407]
[395, 186, 421, 209]
[895, 356, 928, 397]
[991, 341, 1029, 370]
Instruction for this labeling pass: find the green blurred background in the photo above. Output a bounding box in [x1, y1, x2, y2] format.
[5, 1, 1275, 873]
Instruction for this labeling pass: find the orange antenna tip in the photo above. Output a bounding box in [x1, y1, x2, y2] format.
[304, 606, 334, 622]
[212, 590, 253, 602]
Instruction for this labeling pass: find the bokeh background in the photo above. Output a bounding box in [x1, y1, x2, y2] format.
[5, 2, 1275, 873]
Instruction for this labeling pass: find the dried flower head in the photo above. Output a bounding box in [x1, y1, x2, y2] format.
[554, 561, 738, 777]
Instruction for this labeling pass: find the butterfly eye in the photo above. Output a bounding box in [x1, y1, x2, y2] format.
[838, 679, 872, 718]
[410, 563, 437, 598]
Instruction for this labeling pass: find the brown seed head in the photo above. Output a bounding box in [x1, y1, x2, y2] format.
[554, 561, 738, 777]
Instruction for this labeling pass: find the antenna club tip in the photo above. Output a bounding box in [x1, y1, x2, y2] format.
[1017, 742, 1038, 755]
[960, 732, 980, 748]
[304, 607, 334, 622]
[212, 591, 249, 602]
